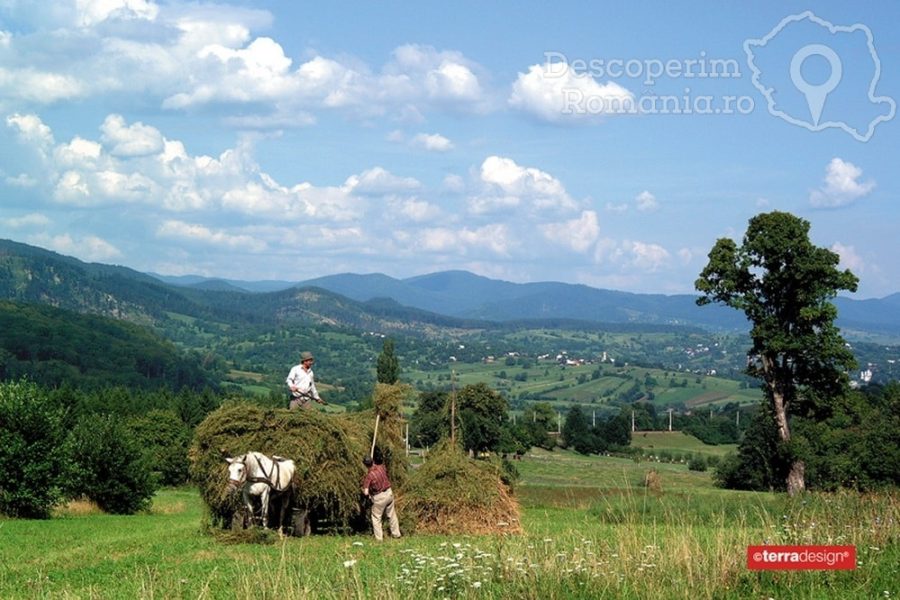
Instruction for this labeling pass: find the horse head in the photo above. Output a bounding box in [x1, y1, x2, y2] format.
[225, 454, 247, 491]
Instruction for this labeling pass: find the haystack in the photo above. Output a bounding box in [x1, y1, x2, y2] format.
[189, 383, 408, 531]
[398, 439, 522, 535]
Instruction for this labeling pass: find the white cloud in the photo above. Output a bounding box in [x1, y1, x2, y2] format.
[54, 137, 103, 168]
[540, 210, 599, 253]
[0, 68, 86, 103]
[390, 44, 486, 107]
[604, 202, 628, 214]
[157, 219, 267, 252]
[161, 39, 489, 119]
[30, 233, 122, 262]
[592, 238, 671, 272]
[627, 241, 670, 271]
[677, 247, 694, 265]
[443, 174, 465, 193]
[345, 167, 421, 195]
[4, 173, 38, 187]
[1, 9, 488, 122]
[809, 158, 875, 208]
[831, 242, 865, 274]
[75, 0, 159, 27]
[475, 155, 576, 213]
[163, 36, 299, 109]
[100, 114, 165, 157]
[411, 132, 453, 152]
[634, 190, 658, 212]
[1, 212, 50, 228]
[415, 224, 513, 256]
[6, 113, 55, 147]
[389, 197, 443, 222]
[509, 61, 634, 123]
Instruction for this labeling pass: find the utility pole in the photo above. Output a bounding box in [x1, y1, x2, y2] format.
[631, 410, 635, 433]
[736, 410, 740, 428]
[668, 408, 673, 432]
[557, 412, 561, 434]
[592, 410, 596, 428]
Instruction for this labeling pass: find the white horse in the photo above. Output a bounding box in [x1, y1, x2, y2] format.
[226, 452, 295, 530]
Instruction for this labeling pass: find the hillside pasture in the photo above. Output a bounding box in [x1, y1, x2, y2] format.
[1, 450, 896, 599]
[407, 359, 760, 414]
[629, 431, 737, 458]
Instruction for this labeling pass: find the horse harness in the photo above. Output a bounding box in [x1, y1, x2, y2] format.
[244, 454, 289, 493]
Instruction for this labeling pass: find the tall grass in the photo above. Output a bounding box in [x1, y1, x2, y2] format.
[1, 460, 897, 599]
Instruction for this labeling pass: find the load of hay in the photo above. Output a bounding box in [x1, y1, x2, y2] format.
[398, 439, 522, 535]
[189, 383, 408, 532]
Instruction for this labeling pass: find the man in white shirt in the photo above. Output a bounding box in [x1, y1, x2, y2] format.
[286, 351, 326, 410]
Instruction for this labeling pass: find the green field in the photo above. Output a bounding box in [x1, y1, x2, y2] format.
[629, 431, 737, 458]
[405, 359, 760, 414]
[1, 451, 896, 599]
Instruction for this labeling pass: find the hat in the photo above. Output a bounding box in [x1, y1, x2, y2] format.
[363, 456, 373, 467]
[300, 351, 314, 362]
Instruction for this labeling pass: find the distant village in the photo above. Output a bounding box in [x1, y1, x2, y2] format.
[364, 331, 898, 386]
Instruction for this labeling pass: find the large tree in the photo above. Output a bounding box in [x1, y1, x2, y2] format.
[376, 338, 400, 384]
[695, 211, 858, 495]
[456, 383, 509, 454]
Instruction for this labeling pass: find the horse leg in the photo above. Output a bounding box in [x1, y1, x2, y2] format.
[242, 488, 255, 528]
[260, 488, 270, 529]
[277, 491, 291, 534]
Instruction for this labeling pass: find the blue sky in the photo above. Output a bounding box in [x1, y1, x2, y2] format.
[0, 1, 897, 297]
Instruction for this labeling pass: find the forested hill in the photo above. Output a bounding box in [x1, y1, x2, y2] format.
[2, 239, 627, 338]
[5, 238, 899, 343]
[0, 239, 222, 326]
[0, 301, 216, 390]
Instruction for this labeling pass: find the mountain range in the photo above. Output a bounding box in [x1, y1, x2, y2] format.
[4, 238, 899, 339]
[154, 268, 900, 338]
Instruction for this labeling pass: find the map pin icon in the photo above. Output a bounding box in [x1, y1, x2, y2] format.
[790, 44, 842, 126]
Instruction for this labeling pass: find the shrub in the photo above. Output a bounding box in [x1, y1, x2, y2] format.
[127, 409, 192, 486]
[0, 381, 72, 518]
[688, 455, 707, 472]
[68, 414, 157, 514]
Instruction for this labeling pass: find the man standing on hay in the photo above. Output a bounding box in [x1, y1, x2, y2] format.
[286, 351, 326, 410]
[361, 455, 401, 541]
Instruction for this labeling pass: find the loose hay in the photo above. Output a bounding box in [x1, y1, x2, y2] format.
[398, 439, 522, 535]
[190, 383, 409, 532]
[644, 469, 662, 494]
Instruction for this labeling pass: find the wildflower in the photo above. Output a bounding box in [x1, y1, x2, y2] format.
[343, 560, 357, 568]
[352, 541, 364, 547]
[473, 581, 482, 589]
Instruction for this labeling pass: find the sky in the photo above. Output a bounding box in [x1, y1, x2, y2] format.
[0, 1, 897, 298]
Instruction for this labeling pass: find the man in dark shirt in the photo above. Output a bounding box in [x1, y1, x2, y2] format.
[361, 456, 401, 541]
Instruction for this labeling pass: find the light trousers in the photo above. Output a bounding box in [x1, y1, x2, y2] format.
[370, 488, 400, 541]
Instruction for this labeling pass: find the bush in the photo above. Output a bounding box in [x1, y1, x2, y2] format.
[127, 409, 192, 486]
[68, 414, 157, 514]
[688, 455, 707, 472]
[0, 381, 72, 518]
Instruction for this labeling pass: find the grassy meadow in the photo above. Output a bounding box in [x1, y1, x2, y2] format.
[405, 359, 760, 415]
[1, 449, 896, 599]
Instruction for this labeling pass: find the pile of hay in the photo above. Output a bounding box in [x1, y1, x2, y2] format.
[398, 440, 522, 535]
[189, 383, 408, 531]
